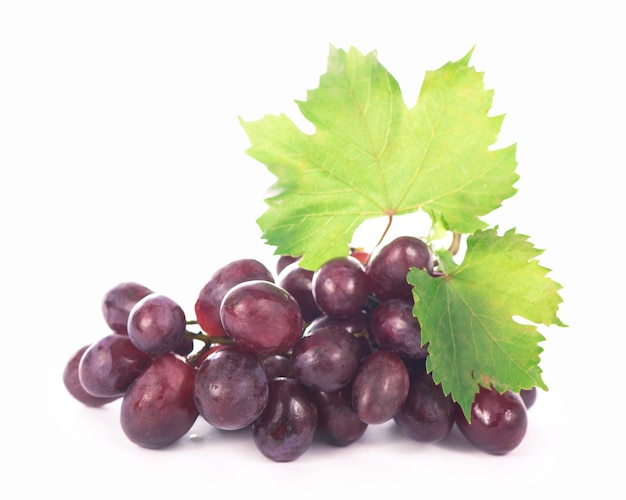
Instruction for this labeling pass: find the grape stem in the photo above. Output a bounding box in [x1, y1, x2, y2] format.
[184, 329, 235, 367]
[364, 214, 394, 265]
[184, 329, 234, 345]
[354, 328, 376, 354]
[448, 232, 461, 256]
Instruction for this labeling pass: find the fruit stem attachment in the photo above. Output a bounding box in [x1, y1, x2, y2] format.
[366, 214, 394, 264]
[448, 232, 461, 256]
[184, 329, 235, 346]
[184, 331, 235, 367]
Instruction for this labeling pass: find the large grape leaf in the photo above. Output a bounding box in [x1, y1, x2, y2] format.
[408, 227, 566, 421]
[240, 45, 518, 270]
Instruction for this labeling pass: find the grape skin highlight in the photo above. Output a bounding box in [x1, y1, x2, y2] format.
[101, 281, 154, 336]
[63, 345, 120, 407]
[351, 349, 410, 425]
[127, 293, 187, 356]
[312, 256, 369, 319]
[78, 333, 153, 399]
[120, 353, 198, 449]
[365, 236, 434, 302]
[251, 377, 318, 462]
[220, 280, 304, 356]
[455, 386, 528, 455]
[277, 260, 322, 322]
[195, 259, 274, 338]
[368, 298, 428, 359]
[394, 363, 455, 443]
[308, 383, 368, 446]
[194, 345, 269, 431]
[291, 326, 361, 393]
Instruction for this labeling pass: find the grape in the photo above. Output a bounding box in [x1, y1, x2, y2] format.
[276, 254, 300, 275]
[68, 233, 544, 461]
[455, 386, 528, 455]
[393, 365, 455, 443]
[305, 309, 368, 336]
[101, 282, 153, 335]
[308, 384, 368, 446]
[78, 333, 153, 398]
[368, 298, 428, 359]
[62, 345, 119, 407]
[173, 336, 195, 357]
[193, 345, 269, 430]
[127, 294, 187, 356]
[304, 310, 372, 359]
[277, 260, 322, 322]
[193, 342, 227, 367]
[195, 259, 275, 337]
[520, 387, 537, 409]
[220, 280, 303, 356]
[251, 377, 318, 462]
[365, 236, 434, 302]
[351, 350, 410, 425]
[291, 326, 361, 392]
[120, 353, 198, 449]
[262, 354, 292, 379]
[312, 256, 369, 319]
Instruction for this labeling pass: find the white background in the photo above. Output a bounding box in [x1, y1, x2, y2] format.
[1, 1, 622, 498]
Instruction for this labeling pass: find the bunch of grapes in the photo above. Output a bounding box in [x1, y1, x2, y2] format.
[63, 235, 536, 462]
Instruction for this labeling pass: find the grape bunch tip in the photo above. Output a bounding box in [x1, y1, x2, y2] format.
[63, 235, 537, 461]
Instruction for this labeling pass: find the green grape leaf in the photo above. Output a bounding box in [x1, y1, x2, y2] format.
[240, 45, 518, 270]
[408, 227, 566, 421]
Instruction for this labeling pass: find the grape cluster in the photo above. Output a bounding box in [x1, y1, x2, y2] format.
[63, 235, 536, 461]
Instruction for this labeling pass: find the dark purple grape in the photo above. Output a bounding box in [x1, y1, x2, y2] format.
[101, 282, 153, 335]
[394, 367, 455, 443]
[291, 326, 361, 392]
[251, 377, 318, 462]
[352, 350, 410, 425]
[312, 256, 369, 319]
[78, 333, 153, 398]
[193, 345, 269, 430]
[309, 384, 368, 446]
[220, 280, 303, 356]
[291, 327, 361, 392]
[520, 387, 537, 409]
[365, 236, 434, 302]
[455, 386, 528, 455]
[127, 294, 186, 356]
[277, 261, 322, 322]
[63, 345, 119, 407]
[402, 356, 428, 375]
[173, 336, 194, 357]
[353, 335, 374, 361]
[305, 310, 372, 359]
[305, 310, 368, 336]
[262, 354, 292, 379]
[192, 343, 227, 367]
[276, 254, 301, 275]
[368, 298, 428, 359]
[194, 259, 274, 337]
[120, 353, 198, 449]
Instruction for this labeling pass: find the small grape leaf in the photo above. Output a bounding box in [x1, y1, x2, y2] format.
[240, 45, 518, 270]
[408, 227, 566, 421]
